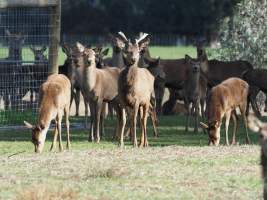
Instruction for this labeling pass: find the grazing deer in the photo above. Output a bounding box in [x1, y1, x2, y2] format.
[117, 32, 155, 147]
[29, 46, 48, 104]
[75, 42, 121, 143]
[24, 74, 71, 153]
[247, 115, 267, 200]
[200, 78, 250, 146]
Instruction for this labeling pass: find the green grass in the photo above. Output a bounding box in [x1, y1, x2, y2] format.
[0, 115, 263, 200]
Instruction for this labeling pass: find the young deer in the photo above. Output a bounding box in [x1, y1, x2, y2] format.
[75, 42, 121, 143]
[247, 115, 267, 200]
[118, 32, 155, 147]
[24, 74, 71, 153]
[200, 78, 250, 146]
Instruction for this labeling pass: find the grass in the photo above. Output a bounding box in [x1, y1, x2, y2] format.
[0, 115, 264, 200]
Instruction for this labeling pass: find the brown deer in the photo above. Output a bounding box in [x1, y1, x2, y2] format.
[24, 74, 71, 153]
[117, 33, 155, 147]
[75, 42, 121, 143]
[29, 46, 48, 104]
[200, 78, 250, 146]
[247, 115, 267, 200]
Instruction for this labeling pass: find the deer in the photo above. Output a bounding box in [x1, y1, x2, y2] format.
[247, 115, 267, 200]
[0, 30, 26, 110]
[183, 55, 203, 133]
[200, 77, 251, 146]
[197, 46, 260, 117]
[75, 42, 122, 143]
[23, 74, 71, 153]
[242, 68, 267, 115]
[117, 32, 155, 147]
[29, 46, 48, 104]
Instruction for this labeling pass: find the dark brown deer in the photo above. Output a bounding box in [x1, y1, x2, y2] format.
[24, 74, 71, 153]
[75, 42, 121, 143]
[29, 46, 48, 104]
[242, 68, 267, 115]
[247, 115, 267, 200]
[200, 78, 250, 146]
[117, 33, 155, 147]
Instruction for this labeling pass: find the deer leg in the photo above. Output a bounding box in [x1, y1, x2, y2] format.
[132, 104, 139, 147]
[88, 100, 95, 142]
[225, 110, 231, 146]
[50, 120, 58, 151]
[57, 113, 63, 152]
[143, 104, 149, 147]
[240, 104, 251, 144]
[116, 106, 126, 147]
[95, 100, 103, 143]
[231, 111, 238, 145]
[64, 106, 71, 150]
[100, 102, 106, 138]
[185, 99, 190, 132]
[150, 108, 159, 138]
[30, 89, 34, 104]
[74, 89, 80, 117]
[139, 106, 145, 147]
[194, 100, 199, 133]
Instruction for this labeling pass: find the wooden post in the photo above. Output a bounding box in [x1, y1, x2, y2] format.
[48, 0, 61, 74]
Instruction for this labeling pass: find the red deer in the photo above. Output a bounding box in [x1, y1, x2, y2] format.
[242, 68, 267, 115]
[200, 78, 250, 146]
[247, 115, 267, 200]
[75, 42, 121, 143]
[117, 33, 154, 147]
[197, 46, 260, 116]
[29, 46, 48, 104]
[24, 74, 71, 153]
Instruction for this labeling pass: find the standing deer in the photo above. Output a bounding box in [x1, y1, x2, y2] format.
[0, 30, 26, 110]
[75, 42, 121, 143]
[247, 115, 267, 200]
[24, 74, 71, 153]
[200, 78, 250, 146]
[183, 55, 202, 133]
[29, 46, 48, 104]
[117, 33, 155, 147]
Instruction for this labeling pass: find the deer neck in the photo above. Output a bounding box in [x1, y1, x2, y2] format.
[84, 62, 97, 91]
[37, 102, 56, 134]
[112, 50, 124, 68]
[186, 72, 200, 94]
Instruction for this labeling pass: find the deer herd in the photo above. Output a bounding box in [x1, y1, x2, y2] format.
[1, 30, 266, 154]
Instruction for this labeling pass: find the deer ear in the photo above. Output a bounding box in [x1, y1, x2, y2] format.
[200, 122, 209, 130]
[137, 33, 150, 51]
[102, 48, 109, 56]
[76, 42, 85, 53]
[24, 121, 33, 129]
[185, 54, 191, 63]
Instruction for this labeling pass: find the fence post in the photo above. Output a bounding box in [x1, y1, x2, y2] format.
[48, 0, 61, 74]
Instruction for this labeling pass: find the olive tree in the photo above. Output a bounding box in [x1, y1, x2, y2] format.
[214, 0, 267, 68]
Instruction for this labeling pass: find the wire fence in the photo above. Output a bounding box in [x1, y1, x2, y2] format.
[0, 7, 56, 126]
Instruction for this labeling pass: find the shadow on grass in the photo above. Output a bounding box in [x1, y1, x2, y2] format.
[0, 115, 262, 147]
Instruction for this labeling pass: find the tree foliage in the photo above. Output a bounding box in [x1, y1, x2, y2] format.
[214, 0, 267, 67]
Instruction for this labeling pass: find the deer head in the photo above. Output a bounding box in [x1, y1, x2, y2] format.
[93, 46, 109, 68]
[109, 32, 128, 53]
[120, 32, 151, 66]
[6, 29, 26, 61]
[30, 46, 47, 62]
[200, 121, 221, 146]
[24, 121, 48, 153]
[185, 55, 201, 74]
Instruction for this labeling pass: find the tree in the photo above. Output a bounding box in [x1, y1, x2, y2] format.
[214, 0, 267, 67]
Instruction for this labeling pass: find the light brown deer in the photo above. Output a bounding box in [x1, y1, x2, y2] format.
[24, 74, 71, 153]
[200, 78, 250, 146]
[117, 33, 155, 147]
[247, 115, 267, 200]
[75, 42, 121, 143]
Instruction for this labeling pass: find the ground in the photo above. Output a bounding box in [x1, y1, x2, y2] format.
[0, 115, 263, 200]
